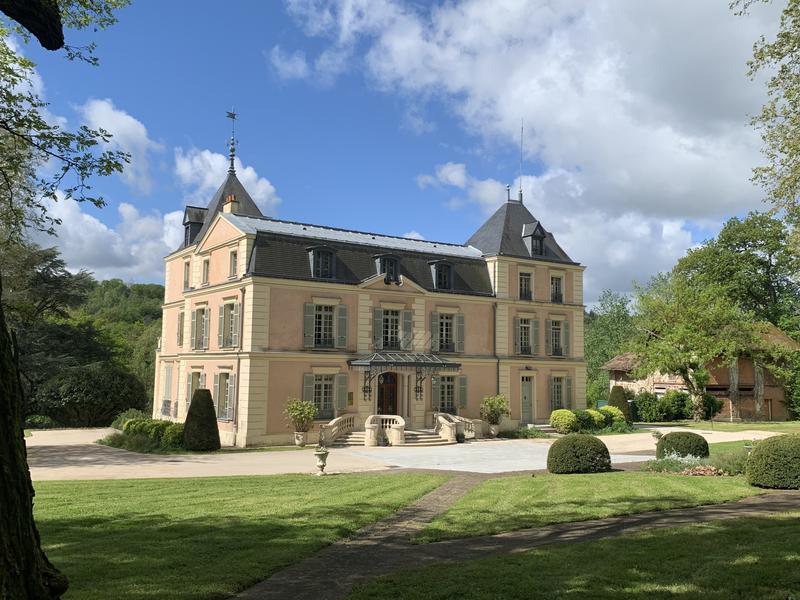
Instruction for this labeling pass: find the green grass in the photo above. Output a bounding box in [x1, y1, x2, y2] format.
[350, 511, 800, 599]
[709, 440, 755, 456]
[418, 471, 763, 542]
[35, 473, 446, 600]
[646, 420, 800, 433]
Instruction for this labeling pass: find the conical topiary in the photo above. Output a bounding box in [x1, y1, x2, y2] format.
[183, 388, 221, 451]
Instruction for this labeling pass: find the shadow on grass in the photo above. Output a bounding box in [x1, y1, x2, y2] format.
[352, 512, 800, 599]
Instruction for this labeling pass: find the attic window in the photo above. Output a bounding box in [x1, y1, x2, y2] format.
[431, 262, 452, 290]
[531, 237, 544, 256]
[377, 255, 400, 283]
[312, 248, 335, 279]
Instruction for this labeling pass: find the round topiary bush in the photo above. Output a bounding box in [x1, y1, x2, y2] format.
[608, 386, 631, 422]
[746, 434, 800, 489]
[656, 431, 709, 459]
[599, 405, 625, 426]
[549, 409, 578, 434]
[183, 389, 221, 451]
[161, 423, 185, 449]
[547, 433, 612, 474]
[586, 409, 605, 430]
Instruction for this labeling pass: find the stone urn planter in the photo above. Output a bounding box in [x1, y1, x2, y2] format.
[488, 424, 501, 438]
[294, 431, 308, 447]
[314, 445, 330, 476]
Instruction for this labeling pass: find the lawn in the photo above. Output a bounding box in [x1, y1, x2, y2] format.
[647, 420, 800, 434]
[35, 473, 446, 600]
[350, 511, 800, 600]
[418, 471, 763, 542]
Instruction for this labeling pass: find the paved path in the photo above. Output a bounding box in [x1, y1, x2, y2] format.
[236, 489, 800, 600]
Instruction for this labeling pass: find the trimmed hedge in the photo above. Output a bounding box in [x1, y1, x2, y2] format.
[599, 405, 625, 426]
[183, 389, 221, 451]
[111, 408, 150, 430]
[608, 386, 631, 422]
[573, 410, 595, 431]
[549, 409, 578, 434]
[161, 423, 185, 449]
[547, 433, 611, 474]
[656, 431, 709, 459]
[586, 409, 605, 429]
[746, 434, 800, 489]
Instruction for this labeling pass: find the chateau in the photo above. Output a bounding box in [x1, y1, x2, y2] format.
[153, 152, 586, 446]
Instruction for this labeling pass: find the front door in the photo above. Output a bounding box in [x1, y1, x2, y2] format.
[521, 376, 534, 424]
[378, 372, 398, 414]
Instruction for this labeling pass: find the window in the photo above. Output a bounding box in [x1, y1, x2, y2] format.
[435, 263, 452, 290]
[519, 318, 532, 355]
[550, 320, 563, 356]
[193, 307, 208, 349]
[219, 303, 239, 348]
[550, 275, 563, 303]
[532, 237, 544, 256]
[187, 371, 203, 406]
[202, 259, 210, 285]
[382, 309, 401, 350]
[314, 305, 335, 348]
[183, 262, 190, 289]
[439, 376, 456, 414]
[551, 376, 564, 410]
[519, 272, 532, 301]
[215, 372, 233, 420]
[313, 375, 335, 420]
[177, 311, 184, 347]
[313, 249, 334, 279]
[439, 314, 454, 352]
[379, 256, 399, 282]
[229, 250, 238, 277]
[161, 365, 173, 416]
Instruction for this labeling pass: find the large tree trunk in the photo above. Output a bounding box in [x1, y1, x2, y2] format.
[729, 360, 740, 422]
[0, 274, 67, 599]
[754, 365, 765, 420]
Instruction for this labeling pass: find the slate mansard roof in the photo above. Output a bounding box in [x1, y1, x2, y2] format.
[222, 213, 494, 296]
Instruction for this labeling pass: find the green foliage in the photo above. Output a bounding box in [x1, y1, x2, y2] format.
[598, 405, 625, 426]
[584, 290, 635, 407]
[634, 390, 687, 422]
[111, 408, 149, 430]
[549, 409, 578, 434]
[608, 386, 631, 422]
[32, 361, 146, 426]
[23, 415, 58, 429]
[497, 427, 551, 439]
[585, 409, 605, 429]
[102, 420, 185, 453]
[746, 434, 800, 489]
[689, 394, 724, 421]
[183, 389, 221, 451]
[479, 394, 510, 425]
[597, 420, 635, 434]
[572, 409, 594, 431]
[547, 434, 611, 474]
[98, 432, 160, 453]
[644, 453, 706, 473]
[656, 432, 709, 459]
[284, 397, 318, 432]
[709, 448, 750, 476]
[161, 423, 185, 449]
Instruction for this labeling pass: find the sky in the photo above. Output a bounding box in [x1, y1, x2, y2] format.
[18, 0, 783, 303]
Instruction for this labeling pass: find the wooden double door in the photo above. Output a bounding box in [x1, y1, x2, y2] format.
[378, 372, 398, 414]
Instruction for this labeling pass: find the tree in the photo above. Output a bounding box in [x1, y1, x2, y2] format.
[630, 273, 765, 421]
[0, 4, 128, 597]
[584, 290, 635, 407]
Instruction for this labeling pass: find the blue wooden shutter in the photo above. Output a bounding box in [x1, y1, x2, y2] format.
[431, 376, 441, 411]
[373, 308, 384, 350]
[532, 319, 540, 356]
[335, 373, 348, 411]
[303, 303, 315, 348]
[430, 312, 440, 352]
[457, 375, 467, 410]
[513, 317, 521, 355]
[401, 309, 413, 350]
[562, 320, 570, 357]
[455, 313, 465, 353]
[302, 373, 315, 404]
[335, 305, 347, 349]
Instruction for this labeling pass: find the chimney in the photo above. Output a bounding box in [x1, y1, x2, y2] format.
[222, 193, 239, 214]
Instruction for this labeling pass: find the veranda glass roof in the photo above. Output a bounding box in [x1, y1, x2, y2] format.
[348, 352, 461, 371]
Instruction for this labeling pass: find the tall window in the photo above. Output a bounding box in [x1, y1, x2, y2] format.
[380, 256, 399, 282]
[435, 263, 452, 290]
[193, 307, 207, 349]
[161, 365, 173, 416]
[313, 375, 335, 419]
[313, 249, 334, 279]
[220, 303, 238, 348]
[216, 372, 232, 420]
[183, 262, 190, 289]
[202, 259, 210, 285]
[519, 272, 532, 300]
[314, 305, 335, 347]
[229, 250, 238, 277]
[550, 275, 563, 303]
[550, 320, 563, 356]
[519, 318, 532, 355]
[439, 314, 454, 352]
[551, 376, 564, 410]
[440, 376, 456, 414]
[383, 309, 401, 350]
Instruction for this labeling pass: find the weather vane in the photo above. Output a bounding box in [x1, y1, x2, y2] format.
[226, 107, 237, 174]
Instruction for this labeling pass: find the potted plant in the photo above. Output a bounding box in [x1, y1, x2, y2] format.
[480, 394, 510, 437]
[284, 397, 318, 447]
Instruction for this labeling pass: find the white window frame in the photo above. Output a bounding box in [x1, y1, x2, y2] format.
[314, 374, 335, 419]
[229, 249, 238, 278]
[314, 304, 335, 348]
[202, 258, 210, 285]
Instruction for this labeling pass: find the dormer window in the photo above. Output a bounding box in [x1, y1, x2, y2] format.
[531, 237, 544, 256]
[377, 255, 400, 283]
[431, 262, 452, 290]
[311, 248, 335, 279]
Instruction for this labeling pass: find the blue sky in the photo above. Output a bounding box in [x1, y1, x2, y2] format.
[19, 1, 781, 301]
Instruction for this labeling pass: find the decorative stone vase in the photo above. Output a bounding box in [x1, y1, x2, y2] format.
[489, 424, 500, 438]
[314, 446, 330, 476]
[294, 431, 307, 447]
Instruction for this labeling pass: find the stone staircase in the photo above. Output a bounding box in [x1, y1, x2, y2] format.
[329, 428, 454, 448]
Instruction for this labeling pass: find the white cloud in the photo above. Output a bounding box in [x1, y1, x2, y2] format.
[77, 99, 162, 195]
[402, 230, 425, 240]
[174, 147, 281, 214]
[269, 45, 310, 79]
[32, 194, 182, 281]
